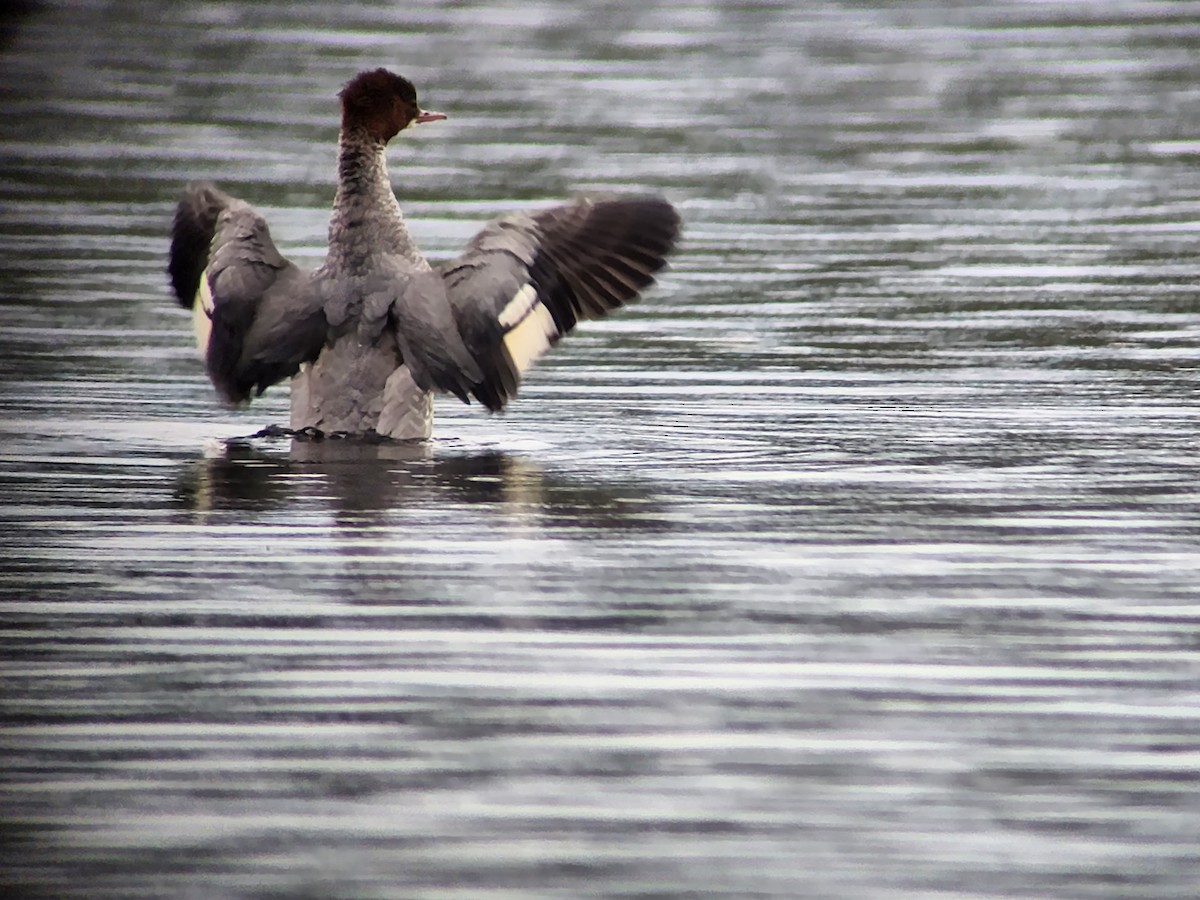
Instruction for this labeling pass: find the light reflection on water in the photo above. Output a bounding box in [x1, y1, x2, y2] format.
[3, 1, 1200, 897]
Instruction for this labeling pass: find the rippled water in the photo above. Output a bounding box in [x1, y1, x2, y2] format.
[3, 1, 1200, 897]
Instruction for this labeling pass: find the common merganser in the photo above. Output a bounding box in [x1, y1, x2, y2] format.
[168, 69, 681, 440]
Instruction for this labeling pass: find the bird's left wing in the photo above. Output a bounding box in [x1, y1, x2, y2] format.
[169, 183, 327, 405]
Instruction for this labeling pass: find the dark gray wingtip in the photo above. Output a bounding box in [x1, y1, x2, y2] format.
[167, 182, 231, 310]
[529, 194, 682, 337]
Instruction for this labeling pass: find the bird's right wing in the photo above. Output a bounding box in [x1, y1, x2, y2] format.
[168, 183, 327, 405]
[438, 196, 681, 412]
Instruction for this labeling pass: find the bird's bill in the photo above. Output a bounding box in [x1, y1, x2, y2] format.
[415, 109, 447, 124]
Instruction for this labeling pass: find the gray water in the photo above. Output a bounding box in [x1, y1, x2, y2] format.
[3, 1, 1200, 897]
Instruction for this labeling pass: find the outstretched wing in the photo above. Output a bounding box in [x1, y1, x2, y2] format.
[168, 183, 327, 405]
[438, 196, 681, 412]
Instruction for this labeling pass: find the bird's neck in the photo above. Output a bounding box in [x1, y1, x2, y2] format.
[327, 128, 422, 266]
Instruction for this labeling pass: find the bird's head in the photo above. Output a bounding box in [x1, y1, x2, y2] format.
[339, 68, 446, 143]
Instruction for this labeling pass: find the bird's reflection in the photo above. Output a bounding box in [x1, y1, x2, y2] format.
[174, 432, 665, 534]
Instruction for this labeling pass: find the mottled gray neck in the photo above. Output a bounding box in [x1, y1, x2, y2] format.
[326, 128, 422, 266]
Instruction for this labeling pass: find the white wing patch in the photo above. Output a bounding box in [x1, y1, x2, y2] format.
[499, 282, 558, 376]
[498, 282, 538, 327]
[192, 274, 215, 356]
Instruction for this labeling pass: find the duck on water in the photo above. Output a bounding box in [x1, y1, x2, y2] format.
[168, 69, 681, 441]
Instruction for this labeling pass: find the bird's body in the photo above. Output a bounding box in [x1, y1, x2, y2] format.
[169, 69, 680, 440]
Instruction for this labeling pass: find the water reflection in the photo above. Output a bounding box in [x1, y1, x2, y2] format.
[176, 436, 668, 533]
